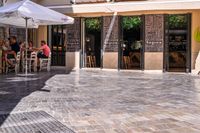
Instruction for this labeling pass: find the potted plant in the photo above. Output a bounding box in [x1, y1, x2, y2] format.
[169, 15, 187, 29]
[85, 18, 101, 31]
[122, 16, 142, 30]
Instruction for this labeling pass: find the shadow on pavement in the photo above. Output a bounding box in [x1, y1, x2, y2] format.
[0, 69, 72, 128]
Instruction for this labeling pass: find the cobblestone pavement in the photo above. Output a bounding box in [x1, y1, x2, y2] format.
[1, 70, 200, 133]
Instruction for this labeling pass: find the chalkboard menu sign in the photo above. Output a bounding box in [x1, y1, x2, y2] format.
[145, 15, 164, 52]
[66, 18, 81, 52]
[103, 16, 119, 52]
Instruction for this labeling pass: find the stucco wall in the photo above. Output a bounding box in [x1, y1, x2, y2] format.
[145, 52, 163, 70]
[66, 52, 80, 71]
[103, 52, 118, 69]
[191, 11, 200, 70]
[37, 26, 47, 47]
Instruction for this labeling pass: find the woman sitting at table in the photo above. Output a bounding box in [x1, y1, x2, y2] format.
[28, 41, 33, 50]
[1, 39, 18, 67]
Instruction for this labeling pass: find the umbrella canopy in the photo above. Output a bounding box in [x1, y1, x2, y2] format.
[0, 0, 74, 28]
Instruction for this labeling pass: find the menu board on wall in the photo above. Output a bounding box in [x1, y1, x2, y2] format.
[145, 15, 164, 52]
[66, 18, 81, 52]
[103, 16, 119, 52]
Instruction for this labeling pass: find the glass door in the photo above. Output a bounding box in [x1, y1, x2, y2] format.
[164, 14, 191, 72]
[51, 25, 66, 66]
[82, 17, 102, 68]
[119, 16, 144, 70]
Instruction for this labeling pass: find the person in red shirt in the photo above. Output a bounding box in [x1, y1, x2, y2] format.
[35, 40, 50, 58]
[33, 40, 50, 71]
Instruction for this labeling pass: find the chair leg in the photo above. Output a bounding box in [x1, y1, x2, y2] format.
[15, 64, 18, 74]
[28, 61, 31, 73]
[47, 63, 50, 72]
[39, 60, 42, 71]
[123, 56, 127, 69]
[91, 56, 94, 67]
[34, 59, 37, 72]
[5, 65, 8, 74]
[93, 56, 96, 67]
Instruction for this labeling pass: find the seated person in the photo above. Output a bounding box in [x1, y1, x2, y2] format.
[33, 40, 50, 58]
[28, 41, 33, 50]
[19, 41, 25, 52]
[2, 39, 18, 67]
[0, 39, 4, 70]
[9, 36, 20, 54]
[33, 40, 50, 70]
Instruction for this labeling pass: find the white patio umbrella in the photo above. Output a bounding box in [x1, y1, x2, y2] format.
[0, 0, 74, 75]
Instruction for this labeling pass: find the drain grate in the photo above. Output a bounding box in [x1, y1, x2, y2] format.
[0, 111, 75, 133]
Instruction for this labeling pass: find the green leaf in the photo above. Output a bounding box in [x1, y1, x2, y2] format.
[169, 15, 187, 29]
[85, 18, 101, 31]
[122, 16, 141, 30]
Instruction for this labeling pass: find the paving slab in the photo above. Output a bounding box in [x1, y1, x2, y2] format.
[0, 70, 200, 133]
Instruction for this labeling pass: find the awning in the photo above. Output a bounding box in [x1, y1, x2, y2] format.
[48, 0, 200, 14]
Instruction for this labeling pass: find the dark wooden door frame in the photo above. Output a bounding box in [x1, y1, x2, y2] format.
[186, 14, 192, 73]
[80, 18, 84, 69]
[118, 15, 145, 70]
[118, 15, 123, 70]
[163, 14, 169, 72]
[141, 15, 145, 71]
[163, 13, 192, 73]
[51, 25, 65, 66]
[80, 17, 103, 68]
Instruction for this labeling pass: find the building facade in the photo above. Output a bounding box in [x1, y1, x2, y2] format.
[3, 0, 200, 73]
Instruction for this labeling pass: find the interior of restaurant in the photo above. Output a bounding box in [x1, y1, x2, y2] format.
[166, 14, 190, 72]
[120, 16, 143, 70]
[84, 17, 102, 68]
[51, 25, 66, 66]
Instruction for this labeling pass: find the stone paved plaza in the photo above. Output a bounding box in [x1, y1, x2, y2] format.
[1, 69, 200, 133]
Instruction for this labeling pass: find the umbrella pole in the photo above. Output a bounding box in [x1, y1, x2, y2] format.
[25, 17, 28, 75]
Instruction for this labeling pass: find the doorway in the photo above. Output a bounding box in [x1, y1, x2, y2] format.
[119, 16, 144, 70]
[164, 14, 191, 72]
[82, 17, 102, 68]
[51, 25, 66, 66]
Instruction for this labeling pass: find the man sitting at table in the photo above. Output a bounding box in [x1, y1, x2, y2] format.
[34, 40, 50, 59]
[33, 40, 50, 71]
[9, 36, 20, 54]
